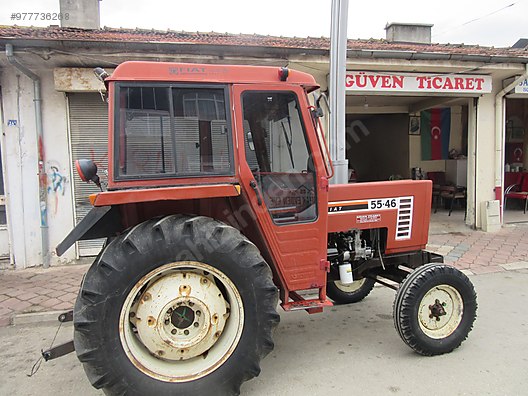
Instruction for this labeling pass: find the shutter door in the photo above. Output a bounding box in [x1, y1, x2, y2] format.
[68, 93, 108, 257]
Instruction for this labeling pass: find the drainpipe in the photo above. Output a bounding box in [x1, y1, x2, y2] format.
[5, 43, 50, 268]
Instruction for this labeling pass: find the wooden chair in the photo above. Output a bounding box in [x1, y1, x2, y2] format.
[434, 185, 467, 218]
[427, 172, 446, 210]
[504, 173, 528, 213]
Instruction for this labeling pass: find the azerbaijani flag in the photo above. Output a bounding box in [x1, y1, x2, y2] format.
[421, 108, 451, 160]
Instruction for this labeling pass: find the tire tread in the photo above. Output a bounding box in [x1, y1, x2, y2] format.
[393, 264, 477, 356]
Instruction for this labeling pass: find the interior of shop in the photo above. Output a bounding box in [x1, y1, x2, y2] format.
[504, 98, 528, 223]
[345, 95, 470, 221]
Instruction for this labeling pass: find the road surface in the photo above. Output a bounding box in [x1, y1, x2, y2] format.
[1, 270, 527, 395]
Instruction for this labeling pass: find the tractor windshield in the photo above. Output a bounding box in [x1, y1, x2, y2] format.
[114, 84, 233, 179]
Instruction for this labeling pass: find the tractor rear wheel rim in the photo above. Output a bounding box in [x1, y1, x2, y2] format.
[119, 261, 244, 382]
[334, 278, 367, 293]
[418, 284, 463, 339]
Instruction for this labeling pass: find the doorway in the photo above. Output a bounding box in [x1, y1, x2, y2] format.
[0, 87, 11, 262]
[345, 94, 472, 226]
[504, 98, 528, 223]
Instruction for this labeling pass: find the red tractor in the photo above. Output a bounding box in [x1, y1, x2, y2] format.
[55, 61, 477, 395]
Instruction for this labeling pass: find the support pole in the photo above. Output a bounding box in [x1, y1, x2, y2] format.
[329, 0, 349, 184]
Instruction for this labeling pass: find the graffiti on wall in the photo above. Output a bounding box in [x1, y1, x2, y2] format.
[47, 161, 68, 216]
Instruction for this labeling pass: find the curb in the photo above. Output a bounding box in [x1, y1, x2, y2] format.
[500, 261, 528, 271]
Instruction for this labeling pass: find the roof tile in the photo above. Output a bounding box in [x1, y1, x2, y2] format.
[0, 25, 527, 59]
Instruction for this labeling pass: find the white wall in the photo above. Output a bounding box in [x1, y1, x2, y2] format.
[41, 69, 76, 265]
[1, 68, 75, 268]
[474, 90, 501, 229]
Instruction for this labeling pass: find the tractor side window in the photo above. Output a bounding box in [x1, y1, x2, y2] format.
[242, 91, 317, 224]
[118, 86, 174, 176]
[116, 85, 232, 179]
[172, 88, 230, 174]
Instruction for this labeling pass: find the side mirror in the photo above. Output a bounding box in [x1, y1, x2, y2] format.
[93, 67, 109, 82]
[75, 159, 102, 189]
[93, 67, 110, 102]
[312, 92, 328, 118]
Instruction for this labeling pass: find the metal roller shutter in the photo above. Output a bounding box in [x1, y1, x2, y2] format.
[68, 93, 108, 257]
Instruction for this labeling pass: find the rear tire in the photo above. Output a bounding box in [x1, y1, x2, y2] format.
[73, 215, 279, 396]
[326, 278, 375, 304]
[393, 263, 477, 356]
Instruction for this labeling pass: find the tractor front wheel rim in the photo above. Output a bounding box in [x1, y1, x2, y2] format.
[418, 284, 463, 339]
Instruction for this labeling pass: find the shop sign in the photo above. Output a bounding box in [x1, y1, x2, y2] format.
[345, 72, 492, 94]
[514, 79, 528, 94]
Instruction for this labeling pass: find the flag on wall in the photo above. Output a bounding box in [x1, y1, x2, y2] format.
[506, 142, 523, 164]
[421, 108, 451, 160]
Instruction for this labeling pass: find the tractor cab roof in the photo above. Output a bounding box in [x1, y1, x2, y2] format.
[107, 61, 320, 92]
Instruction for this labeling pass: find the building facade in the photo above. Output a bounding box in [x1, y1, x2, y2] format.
[0, 25, 527, 268]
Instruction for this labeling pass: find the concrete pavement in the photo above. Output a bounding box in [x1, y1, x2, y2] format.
[1, 269, 527, 396]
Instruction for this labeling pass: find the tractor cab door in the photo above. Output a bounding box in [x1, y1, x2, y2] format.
[233, 85, 330, 306]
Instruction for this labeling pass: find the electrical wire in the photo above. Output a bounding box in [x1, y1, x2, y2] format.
[27, 321, 63, 377]
[434, 3, 517, 39]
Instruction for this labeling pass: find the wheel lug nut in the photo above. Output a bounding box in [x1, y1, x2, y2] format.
[193, 322, 199, 327]
[171, 329, 177, 335]
[165, 320, 170, 325]
[184, 330, 189, 335]
[179, 285, 191, 296]
[196, 310, 201, 316]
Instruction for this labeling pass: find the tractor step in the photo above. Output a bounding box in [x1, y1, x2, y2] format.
[282, 298, 333, 313]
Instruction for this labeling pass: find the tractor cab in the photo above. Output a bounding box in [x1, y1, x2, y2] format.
[59, 61, 333, 308]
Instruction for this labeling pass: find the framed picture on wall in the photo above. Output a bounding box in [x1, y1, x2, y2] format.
[409, 115, 421, 135]
[510, 127, 524, 141]
[506, 119, 525, 141]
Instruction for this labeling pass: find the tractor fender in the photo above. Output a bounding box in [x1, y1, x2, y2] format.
[56, 206, 122, 256]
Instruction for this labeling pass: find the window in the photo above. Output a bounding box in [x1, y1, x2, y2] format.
[115, 85, 232, 179]
[243, 91, 316, 224]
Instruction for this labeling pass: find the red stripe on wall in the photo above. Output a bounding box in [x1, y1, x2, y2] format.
[430, 109, 442, 160]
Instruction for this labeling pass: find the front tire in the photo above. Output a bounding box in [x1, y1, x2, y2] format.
[393, 263, 477, 356]
[73, 215, 279, 395]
